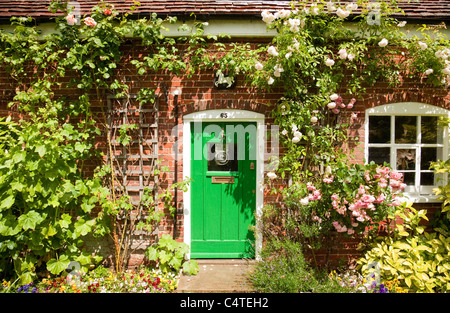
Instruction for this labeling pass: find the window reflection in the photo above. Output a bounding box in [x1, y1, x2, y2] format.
[395, 116, 417, 144]
[397, 149, 415, 170]
[402, 172, 415, 186]
[421, 116, 438, 144]
[421, 173, 435, 186]
[421, 147, 437, 170]
[368, 147, 390, 164]
[369, 116, 390, 143]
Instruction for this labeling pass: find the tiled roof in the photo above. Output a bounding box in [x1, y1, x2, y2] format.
[0, 1, 449, 21]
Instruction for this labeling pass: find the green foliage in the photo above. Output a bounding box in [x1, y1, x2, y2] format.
[0, 116, 104, 284]
[357, 202, 450, 293]
[430, 158, 450, 222]
[145, 234, 198, 275]
[250, 239, 350, 293]
[0, 0, 210, 281]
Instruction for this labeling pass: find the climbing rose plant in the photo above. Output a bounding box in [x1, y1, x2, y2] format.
[216, 0, 450, 251]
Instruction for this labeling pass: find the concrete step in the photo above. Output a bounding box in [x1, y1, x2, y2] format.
[176, 259, 256, 293]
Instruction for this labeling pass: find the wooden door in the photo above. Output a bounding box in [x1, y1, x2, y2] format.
[190, 122, 256, 258]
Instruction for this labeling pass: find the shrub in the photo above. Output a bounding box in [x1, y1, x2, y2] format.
[250, 239, 354, 293]
[357, 202, 450, 293]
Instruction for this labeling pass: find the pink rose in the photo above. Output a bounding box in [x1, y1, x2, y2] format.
[307, 182, 316, 191]
[362, 194, 375, 203]
[331, 193, 339, 201]
[358, 185, 366, 194]
[390, 179, 401, 189]
[323, 176, 334, 184]
[374, 194, 386, 203]
[378, 178, 388, 188]
[390, 171, 403, 180]
[66, 14, 77, 25]
[84, 17, 97, 27]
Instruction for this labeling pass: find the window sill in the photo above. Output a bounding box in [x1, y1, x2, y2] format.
[401, 193, 443, 204]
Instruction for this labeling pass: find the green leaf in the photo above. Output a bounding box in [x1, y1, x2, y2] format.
[74, 218, 95, 236]
[47, 255, 71, 275]
[405, 276, 412, 287]
[0, 240, 17, 252]
[59, 213, 72, 228]
[19, 271, 35, 285]
[168, 256, 182, 270]
[0, 195, 15, 210]
[145, 246, 158, 261]
[42, 224, 57, 238]
[35, 144, 46, 157]
[183, 260, 199, 275]
[159, 250, 171, 265]
[75, 142, 87, 153]
[18, 210, 42, 231]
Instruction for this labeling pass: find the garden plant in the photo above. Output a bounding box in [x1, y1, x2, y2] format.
[0, 0, 449, 293]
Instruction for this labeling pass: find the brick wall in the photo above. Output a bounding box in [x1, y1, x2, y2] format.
[0, 39, 448, 269]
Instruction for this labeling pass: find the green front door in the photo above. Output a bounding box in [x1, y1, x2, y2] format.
[190, 122, 256, 258]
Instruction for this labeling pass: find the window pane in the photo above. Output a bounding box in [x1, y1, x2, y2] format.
[401, 172, 415, 185]
[368, 147, 390, 165]
[396, 149, 416, 170]
[369, 116, 391, 143]
[421, 116, 438, 144]
[207, 143, 238, 172]
[395, 116, 417, 143]
[421, 147, 437, 170]
[421, 173, 435, 186]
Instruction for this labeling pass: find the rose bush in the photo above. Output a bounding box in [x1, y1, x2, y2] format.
[279, 161, 405, 251]
[231, 0, 450, 247]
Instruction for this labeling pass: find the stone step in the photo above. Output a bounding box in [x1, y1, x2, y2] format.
[176, 259, 256, 293]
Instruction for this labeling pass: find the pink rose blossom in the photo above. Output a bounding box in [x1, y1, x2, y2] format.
[336, 206, 346, 215]
[362, 194, 376, 203]
[390, 171, 403, 180]
[358, 185, 366, 194]
[84, 17, 97, 27]
[374, 194, 386, 203]
[323, 176, 334, 184]
[378, 178, 388, 188]
[66, 14, 77, 25]
[307, 182, 316, 191]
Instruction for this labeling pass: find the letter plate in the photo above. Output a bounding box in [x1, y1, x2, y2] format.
[211, 176, 235, 184]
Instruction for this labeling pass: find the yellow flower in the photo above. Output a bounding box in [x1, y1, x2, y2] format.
[42, 279, 47, 284]
[60, 285, 66, 292]
[71, 284, 77, 290]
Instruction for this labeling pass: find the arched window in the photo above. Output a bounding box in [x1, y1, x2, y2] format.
[365, 102, 449, 202]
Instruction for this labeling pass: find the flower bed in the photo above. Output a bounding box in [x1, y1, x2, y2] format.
[1, 266, 179, 293]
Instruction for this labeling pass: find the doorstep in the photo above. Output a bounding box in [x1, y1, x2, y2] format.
[176, 259, 256, 293]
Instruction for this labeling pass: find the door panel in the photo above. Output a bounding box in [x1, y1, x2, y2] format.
[190, 122, 256, 258]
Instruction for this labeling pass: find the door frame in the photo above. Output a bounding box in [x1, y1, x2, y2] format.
[182, 109, 265, 260]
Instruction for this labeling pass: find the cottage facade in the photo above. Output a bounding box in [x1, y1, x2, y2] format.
[1, 0, 449, 267]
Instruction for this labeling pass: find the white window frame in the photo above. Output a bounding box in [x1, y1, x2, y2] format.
[365, 102, 450, 203]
